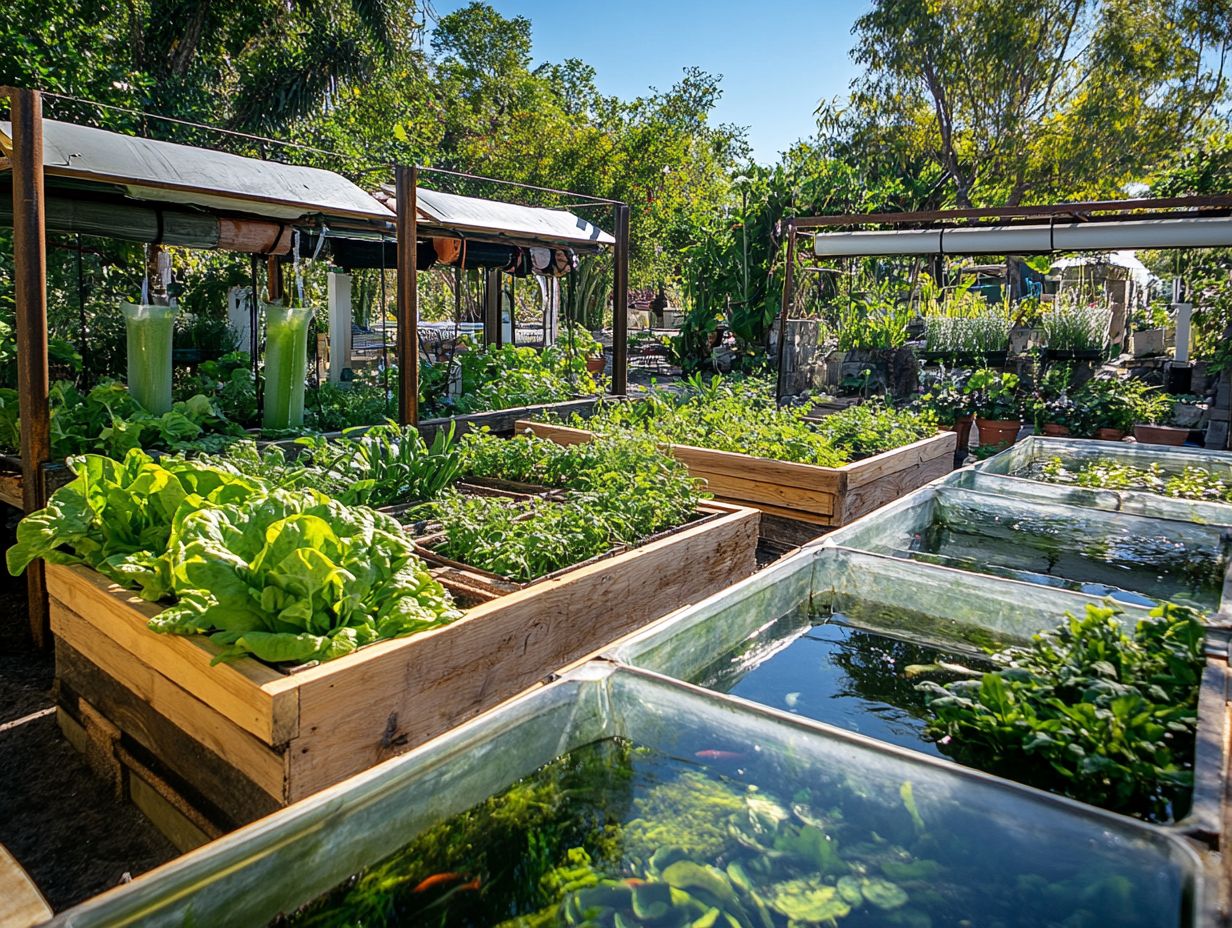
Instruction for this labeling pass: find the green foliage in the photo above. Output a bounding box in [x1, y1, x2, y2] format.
[1038, 458, 1232, 503]
[306, 382, 393, 432]
[813, 400, 937, 458]
[7, 449, 460, 665]
[421, 338, 600, 420]
[914, 367, 972, 425]
[965, 369, 1023, 421]
[174, 352, 257, 423]
[1, 380, 246, 459]
[577, 376, 847, 467]
[1040, 303, 1112, 353]
[846, 0, 1231, 207]
[294, 424, 463, 507]
[449, 430, 702, 581]
[920, 602, 1205, 821]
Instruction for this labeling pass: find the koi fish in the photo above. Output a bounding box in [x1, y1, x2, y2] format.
[411, 872, 466, 893]
[695, 749, 745, 761]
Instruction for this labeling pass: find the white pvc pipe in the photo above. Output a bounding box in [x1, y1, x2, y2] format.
[813, 216, 1232, 257]
[327, 270, 353, 383]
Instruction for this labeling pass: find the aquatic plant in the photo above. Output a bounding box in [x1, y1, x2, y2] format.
[1036, 457, 1232, 504]
[920, 602, 1205, 821]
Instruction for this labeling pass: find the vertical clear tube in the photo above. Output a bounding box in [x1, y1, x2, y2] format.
[262, 304, 315, 429]
[120, 303, 174, 414]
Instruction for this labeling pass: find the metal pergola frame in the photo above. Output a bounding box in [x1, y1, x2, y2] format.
[392, 165, 629, 423]
[776, 196, 1232, 401]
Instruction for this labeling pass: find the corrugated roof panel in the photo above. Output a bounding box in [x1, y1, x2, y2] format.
[0, 119, 393, 223]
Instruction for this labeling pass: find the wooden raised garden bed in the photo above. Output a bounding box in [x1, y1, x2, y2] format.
[46, 500, 758, 849]
[516, 420, 957, 529]
[415, 395, 608, 441]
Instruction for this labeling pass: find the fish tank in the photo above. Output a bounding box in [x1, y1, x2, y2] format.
[612, 546, 1226, 832]
[121, 303, 175, 415]
[48, 663, 1207, 928]
[822, 485, 1232, 613]
[968, 436, 1232, 526]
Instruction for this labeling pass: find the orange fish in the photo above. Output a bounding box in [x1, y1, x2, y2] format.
[412, 872, 465, 894]
[695, 749, 745, 761]
[458, 877, 482, 892]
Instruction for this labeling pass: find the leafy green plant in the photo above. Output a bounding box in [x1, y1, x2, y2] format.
[19, 380, 246, 459]
[965, 368, 1022, 421]
[1026, 365, 1078, 430]
[421, 337, 601, 420]
[914, 367, 972, 425]
[296, 423, 463, 507]
[1072, 376, 1156, 435]
[919, 601, 1204, 822]
[573, 375, 848, 467]
[449, 430, 703, 581]
[923, 312, 1011, 356]
[1037, 458, 1232, 504]
[813, 400, 937, 457]
[7, 450, 460, 665]
[176, 351, 258, 424]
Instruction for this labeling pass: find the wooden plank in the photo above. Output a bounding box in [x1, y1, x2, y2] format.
[126, 770, 213, 854]
[285, 503, 759, 801]
[47, 564, 298, 745]
[844, 432, 956, 489]
[0, 471, 21, 510]
[693, 470, 835, 517]
[839, 452, 954, 524]
[52, 604, 286, 802]
[0, 842, 51, 928]
[725, 498, 833, 526]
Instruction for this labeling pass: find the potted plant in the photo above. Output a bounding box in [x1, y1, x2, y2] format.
[1073, 376, 1142, 441]
[1132, 389, 1187, 446]
[1028, 366, 1078, 437]
[916, 367, 973, 449]
[967, 368, 1023, 450]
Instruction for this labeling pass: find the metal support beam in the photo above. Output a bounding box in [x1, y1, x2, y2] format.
[8, 87, 50, 646]
[612, 203, 630, 395]
[774, 222, 798, 406]
[395, 164, 419, 425]
[483, 269, 500, 346]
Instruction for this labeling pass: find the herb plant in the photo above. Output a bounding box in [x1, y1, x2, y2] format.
[914, 367, 972, 425]
[812, 400, 937, 458]
[919, 601, 1204, 821]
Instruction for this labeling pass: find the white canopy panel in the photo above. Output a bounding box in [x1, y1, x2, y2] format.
[388, 185, 614, 247]
[0, 119, 394, 223]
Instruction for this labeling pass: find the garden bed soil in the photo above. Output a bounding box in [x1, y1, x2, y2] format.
[44, 501, 759, 845]
[516, 419, 957, 527]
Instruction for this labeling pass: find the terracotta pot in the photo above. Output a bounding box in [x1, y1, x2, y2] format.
[1041, 423, 1071, 437]
[585, 356, 606, 375]
[975, 418, 1022, 449]
[1094, 427, 1126, 442]
[944, 415, 974, 450]
[1133, 423, 1189, 447]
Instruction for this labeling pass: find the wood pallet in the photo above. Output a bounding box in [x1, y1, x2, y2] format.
[516, 420, 957, 527]
[46, 501, 758, 840]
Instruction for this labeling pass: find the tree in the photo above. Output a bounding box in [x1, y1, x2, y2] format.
[847, 0, 1231, 207]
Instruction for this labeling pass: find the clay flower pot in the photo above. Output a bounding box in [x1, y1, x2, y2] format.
[1095, 427, 1126, 442]
[1041, 423, 1071, 437]
[975, 418, 1022, 449]
[945, 414, 974, 450]
[1133, 423, 1189, 447]
[585, 355, 606, 375]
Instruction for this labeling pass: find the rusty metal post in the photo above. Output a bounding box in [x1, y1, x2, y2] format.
[265, 255, 283, 302]
[395, 164, 419, 424]
[774, 221, 798, 406]
[611, 203, 630, 395]
[8, 87, 51, 646]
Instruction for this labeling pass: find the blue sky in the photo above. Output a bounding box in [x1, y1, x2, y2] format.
[427, 0, 869, 164]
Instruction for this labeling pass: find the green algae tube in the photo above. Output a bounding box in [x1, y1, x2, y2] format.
[263, 304, 315, 429]
[121, 303, 175, 414]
